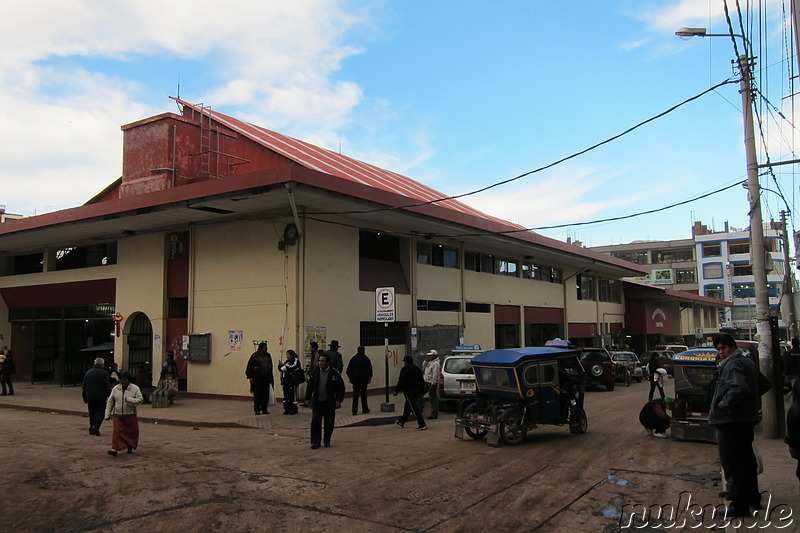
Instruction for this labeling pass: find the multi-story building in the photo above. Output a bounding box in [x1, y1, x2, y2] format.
[591, 220, 789, 341]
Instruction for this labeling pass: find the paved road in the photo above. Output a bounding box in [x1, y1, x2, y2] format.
[0, 380, 796, 532]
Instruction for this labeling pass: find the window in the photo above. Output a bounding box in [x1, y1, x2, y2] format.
[522, 263, 562, 284]
[417, 242, 458, 268]
[416, 300, 460, 312]
[703, 263, 723, 279]
[705, 284, 724, 300]
[731, 306, 753, 321]
[494, 258, 518, 277]
[54, 242, 118, 271]
[549, 267, 563, 284]
[728, 239, 749, 255]
[702, 242, 722, 257]
[652, 248, 693, 263]
[675, 268, 696, 283]
[731, 262, 752, 277]
[732, 283, 755, 299]
[598, 278, 621, 303]
[466, 302, 491, 313]
[522, 263, 542, 281]
[359, 231, 399, 262]
[577, 273, 595, 301]
[768, 283, 782, 298]
[168, 298, 189, 319]
[12, 253, 43, 275]
[612, 251, 649, 264]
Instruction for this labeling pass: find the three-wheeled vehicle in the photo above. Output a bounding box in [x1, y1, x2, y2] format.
[670, 348, 718, 443]
[454, 344, 588, 446]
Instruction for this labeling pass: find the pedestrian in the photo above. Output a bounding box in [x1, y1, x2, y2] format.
[300, 341, 321, 407]
[708, 333, 762, 517]
[1, 347, 15, 396]
[421, 350, 440, 420]
[278, 349, 301, 415]
[784, 338, 800, 387]
[786, 379, 800, 487]
[647, 352, 665, 401]
[245, 342, 274, 415]
[105, 371, 144, 457]
[134, 362, 152, 389]
[638, 396, 673, 437]
[305, 353, 346, 449]
[160, 351, 180, 405]
[324, 340, 344, 373]
[394, 355, 428, 430]
[108, 362, 120, 386]
[346, 346, 373, 415]
[83, 357, 112, 436]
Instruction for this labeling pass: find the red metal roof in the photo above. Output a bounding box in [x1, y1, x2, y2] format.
[174, 98, 518, 228]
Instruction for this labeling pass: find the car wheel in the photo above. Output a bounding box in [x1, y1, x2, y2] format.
[606, 381, 615, 391]
[465, 427, 488, 440]
[499, 412, 527, 446]
[570, 409, 588, 434]
[590, 363, 603, 377]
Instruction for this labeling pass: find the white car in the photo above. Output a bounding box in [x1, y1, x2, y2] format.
[610, 351, 644, 383]
[438, 354, 478, 410]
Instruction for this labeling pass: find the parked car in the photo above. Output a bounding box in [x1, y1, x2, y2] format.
[438, 349, 481, 410]
[579, 347, 616, 391]
[654, 344, 688, 354]
[646, 350, 676, 376]
[610, 351, 644, 383]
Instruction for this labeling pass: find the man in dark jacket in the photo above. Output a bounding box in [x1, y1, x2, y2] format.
[638, 397, 672, 437]
[305, 353, 346, 449]
[82, 357, 112, 436]
[708, 333, 761, 517]
[324, 340, 344, 373]
[346, 346, 373, 415]
[393, 355, 428, 430]
[245, 342, 274, 415]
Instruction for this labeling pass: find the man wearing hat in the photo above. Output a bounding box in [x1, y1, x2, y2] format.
[82, 357, 112, 436]
[421, 350, 441, 419]
[245, 342, 274, 415]
[324, 340, 344, 373]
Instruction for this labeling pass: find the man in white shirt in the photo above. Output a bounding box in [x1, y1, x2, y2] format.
[421, 350, 441, 420]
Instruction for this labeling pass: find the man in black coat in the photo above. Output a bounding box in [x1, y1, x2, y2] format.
[82, 357, 112, 436]
[245, 342, 274, 415]
[394, 355, 428, 430]
[346, 346, 373, 415]
[305, 353, 346, 449]
[324, 340, 344, 373]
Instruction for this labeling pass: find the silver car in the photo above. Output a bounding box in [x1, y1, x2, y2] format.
[438, 354, 478, 410]
[611, 351, 644, 383]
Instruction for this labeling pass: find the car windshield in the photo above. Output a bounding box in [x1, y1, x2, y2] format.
[614, 354, 635, 362]
[581, 352, 608, 362]
[444, 358, 473, 374]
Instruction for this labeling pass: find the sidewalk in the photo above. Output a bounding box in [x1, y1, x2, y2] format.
[0, 382, 403, 430]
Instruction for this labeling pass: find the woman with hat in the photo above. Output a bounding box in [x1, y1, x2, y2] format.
[105, 371, 144, 456]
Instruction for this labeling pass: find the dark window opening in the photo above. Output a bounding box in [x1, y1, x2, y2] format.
[466, 302, 491, 313]
[168, 298, 189, 319]
[359, 231, 400, 262]
[55, 242, 118, 271]
[359, 321, 409, 346]
[12, 253, 43, 275]
[417, 300, 460, 312]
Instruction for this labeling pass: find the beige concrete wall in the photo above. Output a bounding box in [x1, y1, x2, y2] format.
[115, 234, 166, 370]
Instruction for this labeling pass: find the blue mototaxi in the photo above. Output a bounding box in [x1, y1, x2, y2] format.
[670, 348, 718, 443]
[454, 346, 588, 446]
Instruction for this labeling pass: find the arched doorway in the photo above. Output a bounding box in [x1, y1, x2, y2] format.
[127, 313, 153, 373]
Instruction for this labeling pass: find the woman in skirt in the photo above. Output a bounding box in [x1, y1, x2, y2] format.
[105, 371, 144, 457]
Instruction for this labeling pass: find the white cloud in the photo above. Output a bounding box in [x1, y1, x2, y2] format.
[0, 0, 374, 216]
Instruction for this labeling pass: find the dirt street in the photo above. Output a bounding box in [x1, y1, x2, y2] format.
[0, 381, 790, 532]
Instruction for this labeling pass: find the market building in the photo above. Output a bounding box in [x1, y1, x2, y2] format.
[0, 99, 647, 397]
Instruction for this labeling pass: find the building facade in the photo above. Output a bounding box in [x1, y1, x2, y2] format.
[0, 100, 646, 396]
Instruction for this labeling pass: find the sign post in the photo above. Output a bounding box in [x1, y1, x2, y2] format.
[376, 287, 396, 412]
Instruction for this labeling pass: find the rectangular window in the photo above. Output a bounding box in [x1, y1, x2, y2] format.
[549, 267, 562, 284]
[732, 306, 753, 321]
[12, 253, 44, 275]
[597, 278, 621, 303]
[652, 248, 693, 263]
[577, 273, 595, 301]
[702, 242, 722, 257]
[612, 251, 649, 264]
[480, 253, 494, 274]
[675, 268, 696, 283]
[168, 298, 189, 319]
[705, 284, 724, 300]
[494, 258, 518, 277]
[732, 283, 755, 299]
[522, 263, 542, 281]
[728, 239, 749, 255]
[703, 262, 723, 279]
[731, 262, 752, 276]
[466, 302, 491, 313]
[464, 250, 494, 273]
[417, 242, 459, 268]
[416, 300, 460, 312]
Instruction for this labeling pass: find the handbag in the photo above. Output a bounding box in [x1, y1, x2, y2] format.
[268, 384, 277, 406]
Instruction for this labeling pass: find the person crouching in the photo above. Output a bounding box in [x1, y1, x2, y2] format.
[105, 371, 144, 457]
[639, 396, 673, 438]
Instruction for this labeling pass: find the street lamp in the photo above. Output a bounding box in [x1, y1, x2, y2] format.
[676, 27, 778, 438]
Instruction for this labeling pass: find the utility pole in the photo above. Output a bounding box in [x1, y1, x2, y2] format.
[781, 210, 797, 340]
[740, 54, 777, 438]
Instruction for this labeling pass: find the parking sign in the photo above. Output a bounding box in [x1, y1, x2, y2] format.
[375, 287, 395, 323]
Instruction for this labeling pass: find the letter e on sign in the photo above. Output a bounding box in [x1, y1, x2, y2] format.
[375, 287, 396, 323]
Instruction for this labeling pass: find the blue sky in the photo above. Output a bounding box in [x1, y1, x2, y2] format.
[1, 1, 797, 248]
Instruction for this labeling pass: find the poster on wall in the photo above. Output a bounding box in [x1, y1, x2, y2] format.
[229, 330, 243, 352]
[652, 269, 674, 285]
[303, 326, 327, 368]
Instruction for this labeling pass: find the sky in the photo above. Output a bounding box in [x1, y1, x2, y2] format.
[1, 1, 798, 248]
